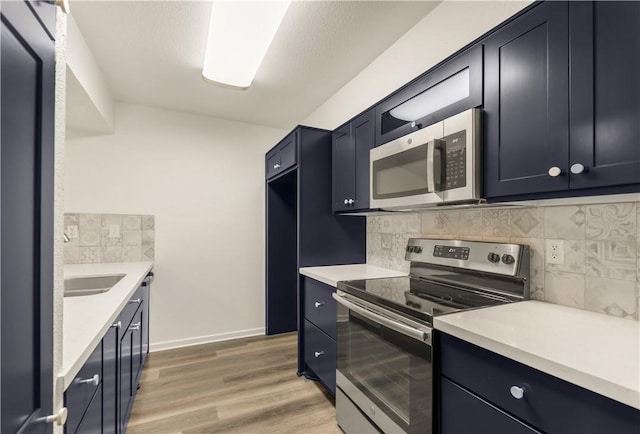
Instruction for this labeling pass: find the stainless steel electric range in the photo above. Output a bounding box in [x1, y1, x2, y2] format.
[334, 238, 530, 434]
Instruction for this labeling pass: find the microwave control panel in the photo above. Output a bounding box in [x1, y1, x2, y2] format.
[443, 130, 467, 190]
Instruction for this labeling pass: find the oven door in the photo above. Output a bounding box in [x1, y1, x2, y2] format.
[370, 121, 444, 210]
[333, 291, 433, 434]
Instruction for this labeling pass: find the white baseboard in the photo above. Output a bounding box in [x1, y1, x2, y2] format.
[149, 327, 265, 352]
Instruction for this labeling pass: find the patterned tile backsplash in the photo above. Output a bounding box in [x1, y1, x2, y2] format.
[367, 202, 640, 321]
[64, 213, 155, 264]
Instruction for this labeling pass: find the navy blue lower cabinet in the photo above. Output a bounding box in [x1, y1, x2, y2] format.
[440, 377, 540, 434]
[303, 320, 336, 395]
[439, 333, 640, 434]
[74, 383, 103, 434]
[64, 342, 103, 434]
[299, 277, 337, 395]
[103, 325, 118, 434]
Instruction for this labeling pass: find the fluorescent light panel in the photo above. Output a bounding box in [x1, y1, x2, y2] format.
[202, 1, 291, 89]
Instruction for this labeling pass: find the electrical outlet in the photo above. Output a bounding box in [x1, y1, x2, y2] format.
[109, 224, 121, 238]
[545, 239, 565, 265]
[66, 225, 78, 239]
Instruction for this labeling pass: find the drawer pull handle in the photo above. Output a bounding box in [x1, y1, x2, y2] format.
[128, 298, 142, 304]
[314, 351, 324, 358]
[79, 374, 100, 387]
[510, 385, 525, 399]
[42, 407, 68, 426]
[129, 322, 141, 331]
[314, 301, 324, 308]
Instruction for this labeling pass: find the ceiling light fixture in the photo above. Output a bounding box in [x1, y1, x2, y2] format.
[202, 0, 291, 90]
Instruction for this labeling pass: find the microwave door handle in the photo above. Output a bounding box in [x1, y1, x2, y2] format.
[427, 140, 436, 193]
[332, 292, 430, 343]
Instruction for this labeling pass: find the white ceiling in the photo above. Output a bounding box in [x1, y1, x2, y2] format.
[69, 0, 440, 129]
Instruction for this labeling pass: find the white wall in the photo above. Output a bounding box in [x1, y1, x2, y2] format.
[303, 1, 533, 130]
[65, 103, 288, 350]
[66, 13, 114, 133]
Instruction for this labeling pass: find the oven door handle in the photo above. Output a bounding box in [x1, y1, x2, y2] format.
[332, 292, 431, 343]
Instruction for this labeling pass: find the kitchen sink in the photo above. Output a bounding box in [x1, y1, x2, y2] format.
[64, 274, 125, 297]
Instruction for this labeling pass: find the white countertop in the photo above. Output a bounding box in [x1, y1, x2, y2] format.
[61, 261, 154, 390]
[299, 264, 407, 287]
[434, 300, 640, 410]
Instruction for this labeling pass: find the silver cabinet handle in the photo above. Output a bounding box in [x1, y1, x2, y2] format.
[112, 321, 122, 329]
[510, 385, 525, 399]
[548, 166, 563, 177]
[343, 199, 348, 205]
[570, 163, 587, 174]
[129, 322, 141, 331]
[79, 374, 100, 387]
[273, 163, 281, 169]
[314, 301, 324, 308]
[42, 407, 68, 426]
[128, 298, 141, 304]
[314, 351, 324, 358]
[347, 199, 354, 205]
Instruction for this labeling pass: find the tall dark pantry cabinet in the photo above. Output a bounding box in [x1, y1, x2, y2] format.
[265, 126, 365, 335]
[1, 1, 56, 433]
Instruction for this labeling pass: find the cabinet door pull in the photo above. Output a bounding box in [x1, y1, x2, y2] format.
[128, 298, 142, 304]
[112, 321, 122, 329]
[547, 166, 563, 177]
[343, 199, 348, 205]
[78, 374, 100, 387]
[570, 163, 587, 174]
[41, 407, 68, 426]
[314, 351, 324, 358]
[129, 322, 141, 331]
[510, 385, 525, 399]
[348, 199, 355, 205]
[273, 163, 281, 169]
[314, 301, 324, 308]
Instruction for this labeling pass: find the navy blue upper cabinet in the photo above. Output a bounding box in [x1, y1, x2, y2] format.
[569, 1, 640, 189]
[483, 1, 570, 198]
[484, 1, 640, 200]
[332, 109, 375, 212]
[375, 45, 483, 146]
[266, 131, 297, 180]
[1, 1, 55, 433]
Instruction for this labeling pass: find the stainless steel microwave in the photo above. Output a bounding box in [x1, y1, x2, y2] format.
[370, 108, 481, 210]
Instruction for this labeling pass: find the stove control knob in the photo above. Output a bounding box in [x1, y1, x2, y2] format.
[413, 246, 422, 254]
[487, 252, 500, 263]
[502, 254, 515, 265]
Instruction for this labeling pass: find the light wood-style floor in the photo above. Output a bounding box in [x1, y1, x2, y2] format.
[127, 332, 342, 434]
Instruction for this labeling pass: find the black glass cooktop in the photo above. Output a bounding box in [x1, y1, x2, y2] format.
[337, 276, 518, 324]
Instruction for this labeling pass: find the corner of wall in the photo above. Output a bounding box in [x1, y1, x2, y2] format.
[53, 7, 67, 432]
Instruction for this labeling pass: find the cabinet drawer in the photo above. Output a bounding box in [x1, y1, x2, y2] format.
[440, 333, 640, 434]
[266, 151, 280, 179]
[119, 285, 143, 328]
[278, 136, 297, 172]
[303, 278, 336, 339]
[73, 383, 103, 434]
[65, 341, 103, 434]
[304, 320, 336, 395]
[441, 377, 541, 434]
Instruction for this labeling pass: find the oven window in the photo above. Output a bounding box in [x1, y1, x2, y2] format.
[372, 144, 430, 199]
[337, 309, 432, 433]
